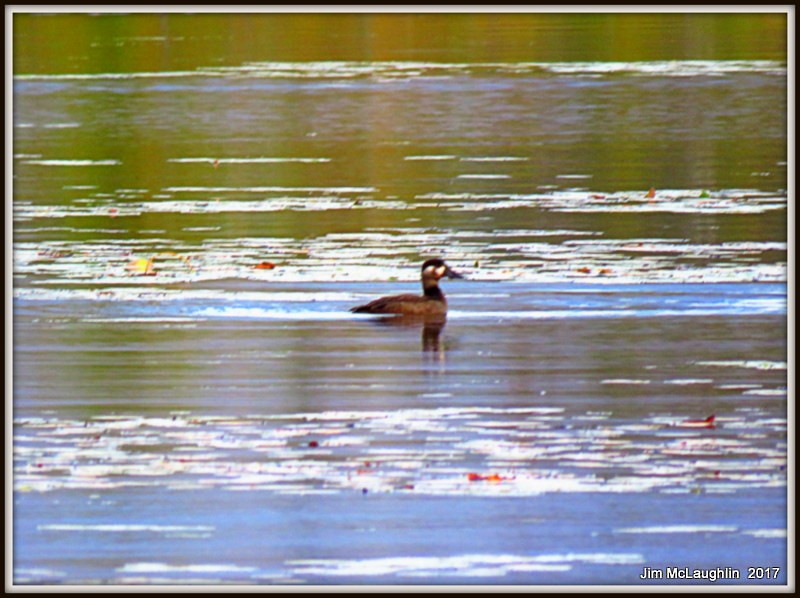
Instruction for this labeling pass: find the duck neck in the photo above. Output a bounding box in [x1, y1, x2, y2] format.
[423, 279, 445, 301]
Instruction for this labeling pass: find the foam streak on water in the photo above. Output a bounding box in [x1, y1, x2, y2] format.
[13, 59, 786, 82]
[12, 216, 787, 287]
[13, 406, 786, 497]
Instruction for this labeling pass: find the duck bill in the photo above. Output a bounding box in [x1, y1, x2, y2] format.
[445, 266, 464, 279]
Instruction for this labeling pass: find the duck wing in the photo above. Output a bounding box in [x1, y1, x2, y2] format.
[350, 293, 426, 314]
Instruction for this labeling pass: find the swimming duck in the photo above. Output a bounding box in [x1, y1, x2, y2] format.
[350, 259, 463, 317]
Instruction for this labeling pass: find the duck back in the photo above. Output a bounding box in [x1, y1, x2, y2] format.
[350, 293, 447, 316]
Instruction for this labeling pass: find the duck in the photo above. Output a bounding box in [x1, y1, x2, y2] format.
[350, 259, 463, 317]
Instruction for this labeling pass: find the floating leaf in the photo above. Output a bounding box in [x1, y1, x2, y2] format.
[467, 472, 512, 482]
[678, 414, 716, 429]
[126, 257, 156, 276]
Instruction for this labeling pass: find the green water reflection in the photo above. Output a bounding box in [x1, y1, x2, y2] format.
[12, 12, 787, 280]
[14, 13, 787, 74]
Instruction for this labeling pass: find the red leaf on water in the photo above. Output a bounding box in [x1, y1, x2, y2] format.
[467, 472, 512, 482]
[255, 261, 277, 270]
[679, 414, 716, 429]
[645, 187, 656, 198]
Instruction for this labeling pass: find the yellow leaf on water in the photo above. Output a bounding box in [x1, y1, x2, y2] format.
[126, 257, 156, 276]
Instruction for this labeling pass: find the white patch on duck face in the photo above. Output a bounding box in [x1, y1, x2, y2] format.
[435, 265, 447, 278]
[423, 264, 439, 276]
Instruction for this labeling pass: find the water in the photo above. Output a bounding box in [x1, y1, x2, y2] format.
[11, 12, 789, 587]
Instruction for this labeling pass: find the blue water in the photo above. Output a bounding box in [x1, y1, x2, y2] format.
[14, 487, 787, 585]
[12, 281, 788, 585]
[13, 281, 787, 322]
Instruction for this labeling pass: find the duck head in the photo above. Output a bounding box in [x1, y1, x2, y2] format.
[421, 258, 464, 281]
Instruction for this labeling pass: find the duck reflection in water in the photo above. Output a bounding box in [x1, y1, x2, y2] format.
[370, 314, 448, 357]
[350, 259, 463, 358]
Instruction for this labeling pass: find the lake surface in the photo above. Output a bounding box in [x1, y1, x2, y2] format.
[10, 12, 789, 587]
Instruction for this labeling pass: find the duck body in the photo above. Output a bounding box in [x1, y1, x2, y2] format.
[350, 259, 462, 317]
[351, 291, 447, 317]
